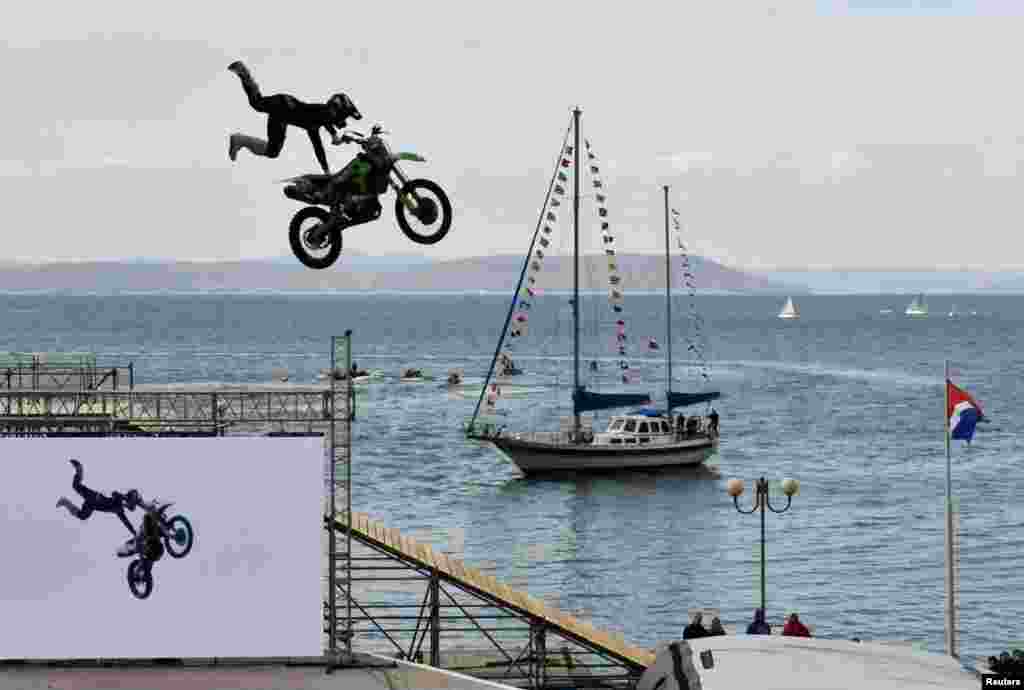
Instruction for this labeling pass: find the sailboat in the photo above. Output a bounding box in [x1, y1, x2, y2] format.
[905, 293, 929, 317]
[465, 108, 720, 473]
[778, 297, 799, 320]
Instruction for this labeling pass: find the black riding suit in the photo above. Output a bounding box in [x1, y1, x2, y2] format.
[70, 474, 135, 535]
[239, 80, 340, 175]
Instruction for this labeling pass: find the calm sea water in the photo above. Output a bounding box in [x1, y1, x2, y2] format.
[2, 292, 1021, 663]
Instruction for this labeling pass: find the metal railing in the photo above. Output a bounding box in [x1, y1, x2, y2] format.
[0, 364, 133, 391]
[0, 389, 333, 435]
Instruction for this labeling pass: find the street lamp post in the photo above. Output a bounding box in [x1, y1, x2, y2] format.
[727, 477, 800, 617]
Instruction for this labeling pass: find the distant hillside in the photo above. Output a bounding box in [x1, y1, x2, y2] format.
[982, 274, 1024, 292]
[0, 254, 803, 292]
[377, 254, 801, 292]
[758, 270, 1024, 293]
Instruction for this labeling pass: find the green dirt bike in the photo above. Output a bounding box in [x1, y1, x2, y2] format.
[280, 125, 453, 269]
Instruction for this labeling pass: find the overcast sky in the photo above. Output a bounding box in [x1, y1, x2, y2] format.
[3, 0, 1023, 270]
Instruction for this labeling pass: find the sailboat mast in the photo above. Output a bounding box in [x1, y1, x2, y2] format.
[664, 185, 672, 407]
[466, 113, 574, 435]
[572, 107, 582, 433]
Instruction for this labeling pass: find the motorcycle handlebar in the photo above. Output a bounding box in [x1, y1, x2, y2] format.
[342, 126, 386, 143]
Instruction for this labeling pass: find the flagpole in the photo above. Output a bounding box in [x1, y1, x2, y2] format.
[943, 358, 956, 658]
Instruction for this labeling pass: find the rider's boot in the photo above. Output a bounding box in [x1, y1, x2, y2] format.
[229, 134, 268, 161]
[228, 61, 255, 86]
[228, 61, 262, 103]
[56, 497, 82, 518]
[69, 458, 82, 481]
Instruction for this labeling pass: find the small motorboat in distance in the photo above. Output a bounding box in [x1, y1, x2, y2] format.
[399, 368, 433, 383]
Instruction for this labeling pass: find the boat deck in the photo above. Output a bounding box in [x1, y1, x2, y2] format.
[493, 430, 716, 449]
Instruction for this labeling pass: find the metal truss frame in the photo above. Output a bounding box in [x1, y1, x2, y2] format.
[326, 333, 354, 667]
[0, 364, 133, 391]
[0, 389, 334, 435]
[325, 519, 645, 689]
[0, 341, 643, 688]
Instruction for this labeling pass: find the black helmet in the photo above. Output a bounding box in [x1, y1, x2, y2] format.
[328, 93, 362, 121]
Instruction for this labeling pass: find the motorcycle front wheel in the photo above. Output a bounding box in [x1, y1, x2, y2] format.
[394, 179, 452, 245]
[127, 559, 153, 600]
[164, 515, 194, 559]
[288, 207, 342, 269]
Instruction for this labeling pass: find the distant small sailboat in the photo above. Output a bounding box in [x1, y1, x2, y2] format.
[905, 294, 928, 317]
[948, 304, 960, 318]
[778, 297, 799, 320]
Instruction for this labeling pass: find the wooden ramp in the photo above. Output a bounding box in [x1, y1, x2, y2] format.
[337, 511, 655, 670]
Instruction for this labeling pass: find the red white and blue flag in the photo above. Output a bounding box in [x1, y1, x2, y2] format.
[947, 380, 984, 442]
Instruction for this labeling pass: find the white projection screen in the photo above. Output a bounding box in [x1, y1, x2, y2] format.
[0, 437, 324, 659]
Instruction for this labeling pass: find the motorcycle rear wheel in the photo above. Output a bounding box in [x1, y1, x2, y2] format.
[288, 207, 342, 269]
[164, 515, 194, 559]
[127, 559, 153, 600]
[394, 179, 452, 245]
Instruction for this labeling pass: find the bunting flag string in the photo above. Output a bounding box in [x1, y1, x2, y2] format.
[491, 141, 574, 416]
[671, 207, 712, 385]
[586, 138, 635, 383]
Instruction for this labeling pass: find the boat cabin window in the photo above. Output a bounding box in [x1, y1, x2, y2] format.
[660, 421, 671, 434]
[624, 420, 637, 432]
[609, 419, 625, 432]
[638, 422, 649, 433]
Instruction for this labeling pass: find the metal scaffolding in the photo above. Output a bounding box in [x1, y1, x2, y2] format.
[324, 514, 648, 689]
[0, 388, 335, 435]
[0, 364, 133, 391]
[0, 342, 648, 687]
[326, 333, 355, 666]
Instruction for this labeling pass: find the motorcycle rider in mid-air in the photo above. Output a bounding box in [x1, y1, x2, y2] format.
[227, 61, 383, 219]
[226, 61, 362, 177]
[56, 459, 141, 535]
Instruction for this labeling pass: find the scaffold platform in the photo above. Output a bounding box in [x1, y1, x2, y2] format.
[328, 511, 653, 688]
[0, 385, 337, 435]
[0, 343, 654, 688]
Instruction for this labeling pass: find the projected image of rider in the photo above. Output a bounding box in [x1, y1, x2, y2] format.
[56, 459, 139, 535]
[227, 61, 362, 175]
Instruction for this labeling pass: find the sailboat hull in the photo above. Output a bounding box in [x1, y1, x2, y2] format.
[778, 297, 799, 319]
[489, 433, 717, 473]
[905, 294, 928, 317]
